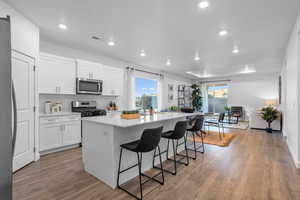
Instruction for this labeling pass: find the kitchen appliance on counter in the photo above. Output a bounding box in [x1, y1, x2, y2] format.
[72, 101, 106, 117]
[76, 78, 103, 95]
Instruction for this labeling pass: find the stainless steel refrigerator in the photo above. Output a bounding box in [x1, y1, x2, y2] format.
[0, 16, 16, 200]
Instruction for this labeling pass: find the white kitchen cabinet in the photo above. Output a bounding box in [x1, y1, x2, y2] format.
[39, 53, 76, 94]
[0, 2, 39, 58]
[39, 123, 63, 151]
[39, 114, 81, 153]
[76, 59, 103, 80]
[102, 65, 124, 96]
[63, 121, 81, 145]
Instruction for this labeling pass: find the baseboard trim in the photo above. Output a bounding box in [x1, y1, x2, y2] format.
[286, 140, 300, 168]
[40, 144, 80, 156]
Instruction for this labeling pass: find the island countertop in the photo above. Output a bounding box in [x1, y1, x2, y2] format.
[82, 112, 201, 128]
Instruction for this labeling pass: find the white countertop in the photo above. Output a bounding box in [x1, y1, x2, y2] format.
[39, 112, 81, 118]
[82, 112, 200, 128]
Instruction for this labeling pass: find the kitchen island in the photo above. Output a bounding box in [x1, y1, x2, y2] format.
[82, 112, 199, 188]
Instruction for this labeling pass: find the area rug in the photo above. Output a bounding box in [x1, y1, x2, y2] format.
[187, 131, 236, 147]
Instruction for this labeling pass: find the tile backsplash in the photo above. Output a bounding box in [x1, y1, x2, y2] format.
[39, 94, 121, 114]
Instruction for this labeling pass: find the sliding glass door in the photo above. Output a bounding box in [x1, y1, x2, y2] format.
[207, 84, 228, 113]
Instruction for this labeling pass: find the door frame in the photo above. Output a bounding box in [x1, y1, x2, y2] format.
[12, 49, 40, 164]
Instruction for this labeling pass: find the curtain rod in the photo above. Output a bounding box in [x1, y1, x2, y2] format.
[199, 79, 231, 84]
[126, 66, 164, 77]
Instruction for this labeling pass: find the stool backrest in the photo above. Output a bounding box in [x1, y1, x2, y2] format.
[172, 121, 188, 140]
[219, 112, 225, 122]
[192, 115, 204, 131]
[137, 126, 163, 152]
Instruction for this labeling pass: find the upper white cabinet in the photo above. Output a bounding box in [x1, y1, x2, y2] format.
[76, 59, 123, 96]
[0, 2, 39, 58]
[39, 53, 76, 95]
[76, 59, 103, 80]
[102, 65, 124, 96]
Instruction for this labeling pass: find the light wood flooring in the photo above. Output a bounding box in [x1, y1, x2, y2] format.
[13, 128, 300, 200]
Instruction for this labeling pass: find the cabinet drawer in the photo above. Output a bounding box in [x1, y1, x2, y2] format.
[40, 115, 81, 124]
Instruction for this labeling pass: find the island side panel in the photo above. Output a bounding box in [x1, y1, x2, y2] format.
[113, 118, 186, 186]
[82, 120, 115, 188]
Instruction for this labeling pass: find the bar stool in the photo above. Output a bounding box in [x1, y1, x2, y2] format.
[186, 115, 205, 160]
[117, 126, 164, 200]
[205, 112, 225, 140]
[153, 121, 189, 175]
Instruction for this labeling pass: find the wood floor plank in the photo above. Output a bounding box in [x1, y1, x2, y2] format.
[13, 128, 300, 200]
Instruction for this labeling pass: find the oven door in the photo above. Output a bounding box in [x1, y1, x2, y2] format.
[76, 78, 102, 95]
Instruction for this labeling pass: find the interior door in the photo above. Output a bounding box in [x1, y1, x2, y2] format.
[12, 51, 35, 172]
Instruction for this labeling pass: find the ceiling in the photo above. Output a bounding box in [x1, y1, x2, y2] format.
[5, 0, 300, 79]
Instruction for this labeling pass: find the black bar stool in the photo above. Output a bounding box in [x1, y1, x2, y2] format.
[186, 115, 205, 160]
[153, 121, 189, 175]
[117, 126, 164, 200]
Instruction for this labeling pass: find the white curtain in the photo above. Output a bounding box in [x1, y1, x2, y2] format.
[126, 68, 136, 110]
[200, 83, 208, 113]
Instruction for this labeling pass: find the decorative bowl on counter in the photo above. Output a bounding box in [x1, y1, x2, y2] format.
[121, 110, 141, 120]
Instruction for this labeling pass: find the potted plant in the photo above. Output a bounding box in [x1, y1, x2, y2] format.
[224, 106, 230, 114]
[261, 106, 279, 133]
[191, 84, 203, 112]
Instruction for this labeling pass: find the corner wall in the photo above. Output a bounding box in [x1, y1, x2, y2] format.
[282, 13, 300, 168]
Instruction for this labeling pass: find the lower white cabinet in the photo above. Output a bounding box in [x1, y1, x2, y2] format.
[39, 114, 81, 152]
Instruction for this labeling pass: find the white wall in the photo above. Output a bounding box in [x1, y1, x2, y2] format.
[281, 13, 300, 168]
[162, 75, 191, 110]
[40, 40, 191, 111]
[227, 74, 279, 120]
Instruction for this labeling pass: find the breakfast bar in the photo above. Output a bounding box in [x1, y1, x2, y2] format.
[82, 112, 199, 188]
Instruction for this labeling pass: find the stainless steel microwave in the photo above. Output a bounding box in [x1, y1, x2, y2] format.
[76, 78, 103, 95]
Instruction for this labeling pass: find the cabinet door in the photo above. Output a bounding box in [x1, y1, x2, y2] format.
[76, 59, 103, 80]
[102, 65, 124, 96]
[39, 124, 63, 151]
[62, 121, 81, 145]
[39, 53, 76, 94]
[0, 5, 39, 58]
[12, 51, 35, 172]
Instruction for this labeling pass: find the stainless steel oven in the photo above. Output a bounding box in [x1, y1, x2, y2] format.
[76, 78, 103, 95]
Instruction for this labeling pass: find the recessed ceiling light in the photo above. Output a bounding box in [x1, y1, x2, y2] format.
[140, 50, 146, 57]
[232, 47, 239, 54]
[198, 1, 209, 9]
[219, 29, 228, 36]
[58, 23, 67, 30]
[107, 40, 115, 46]
[166, 59, 171, 66]
[194, 53, 200, 61]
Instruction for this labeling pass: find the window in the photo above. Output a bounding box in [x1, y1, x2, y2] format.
[135, 77, 158, 111]
[207, 84, 228, 113]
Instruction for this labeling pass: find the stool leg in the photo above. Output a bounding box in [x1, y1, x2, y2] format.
[152, 147, 157, 168]
[200, 130, 205, 154]
[184, 135, 189, 165]
[218, 124, 222, 140]
[137, 152, 143, 200]
[117, 147, 123, 188]
[157, 146, 164, 185]
[172, 139, 177, 175]
[192, 132, 197, 160]
[166, 139, 170, 160]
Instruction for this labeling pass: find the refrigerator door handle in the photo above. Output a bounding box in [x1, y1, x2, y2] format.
[12, 82, 17, 155]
